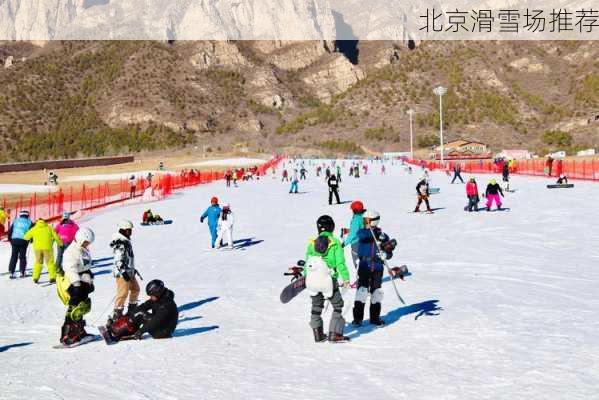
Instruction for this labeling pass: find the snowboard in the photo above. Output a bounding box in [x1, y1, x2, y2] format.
[140, 220, 173, 226]
[429, 188, 440, 194]
[547, 184, 574, 189]
[53, 334, 102, 349]
[280, 276, 306, 304]
[98, 326, 117, 345]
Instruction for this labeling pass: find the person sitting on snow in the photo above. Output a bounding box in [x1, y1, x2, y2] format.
[556, 174, 568, 184]
[142, 209, 163, 225]
[105, 279, 178, 342]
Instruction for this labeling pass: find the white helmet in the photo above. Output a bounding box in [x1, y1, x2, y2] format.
[75, 227, 95, 245]
[118, 219, 134, 230]
[363, 210, 381, 227]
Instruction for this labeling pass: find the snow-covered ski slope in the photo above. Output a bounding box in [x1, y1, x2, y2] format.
[1, 161, 598, 400]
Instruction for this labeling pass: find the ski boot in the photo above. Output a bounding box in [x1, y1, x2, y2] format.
[106, 308, 123, 329]
[126, 303, 137, 316]
[313, 327, 327, 343]
[328, 332, 350, 343]
[352, 301, 365, 326]
[9, 273, 16, 280]
[369, 303, 385, 327]
[60, 317, 86, 345]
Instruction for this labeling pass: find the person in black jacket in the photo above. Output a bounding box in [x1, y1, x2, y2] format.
[484, 179, 504, 211]
[107, 279, 178, 341]
[414, 177, 432, 213]
[327, 174, 341, 205]
[451, 164, 464, 184]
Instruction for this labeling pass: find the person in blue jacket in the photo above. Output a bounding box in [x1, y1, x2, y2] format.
[352, 209, 395, 327]
[201, 196, 222, 248]
[342, 200, 366, 268]
[7, 210, 33, 279]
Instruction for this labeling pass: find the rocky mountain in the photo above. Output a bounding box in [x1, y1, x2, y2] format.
[0, 39, 598, 161]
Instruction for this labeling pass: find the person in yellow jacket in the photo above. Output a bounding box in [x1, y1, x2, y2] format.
[23, 218, 63, 284]
[0, 206, 7, 237]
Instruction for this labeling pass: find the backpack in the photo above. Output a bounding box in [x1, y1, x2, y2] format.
[305, 256, 333, 298]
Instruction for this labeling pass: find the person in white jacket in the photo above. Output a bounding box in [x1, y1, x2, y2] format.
[216, 204, 235, 249]
[57, 227, 96, 345]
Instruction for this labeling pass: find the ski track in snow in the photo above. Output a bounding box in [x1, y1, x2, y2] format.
[1, 162, 598, 399]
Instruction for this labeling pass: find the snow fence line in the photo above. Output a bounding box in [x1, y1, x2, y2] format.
[407, 158, 599, 182]
[0, 156, 284, 240]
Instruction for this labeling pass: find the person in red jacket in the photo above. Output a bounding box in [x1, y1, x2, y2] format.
[465, 177, 480, 212]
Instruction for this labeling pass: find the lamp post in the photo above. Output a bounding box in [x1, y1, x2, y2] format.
[406, 109, 415, 160]
[433, 86, 447, 165]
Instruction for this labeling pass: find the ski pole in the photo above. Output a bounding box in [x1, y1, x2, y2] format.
[368, 228, 406, 305]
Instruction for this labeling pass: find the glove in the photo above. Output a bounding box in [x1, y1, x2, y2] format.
[121, 270, 131, 282]
[133, 330, 144, 340]
[200, 217, 205, 223]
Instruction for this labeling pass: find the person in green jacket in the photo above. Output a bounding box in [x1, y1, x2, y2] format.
[342, 200, 366, 268]
[304, 215, 350, 343]
[23, 219, 63, 283]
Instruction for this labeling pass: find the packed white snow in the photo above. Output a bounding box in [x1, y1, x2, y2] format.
[1, 160, 598, 400]
[62, 170, 174, 183]
[0, 184, 57, 194]
[178, 157, 268, 168]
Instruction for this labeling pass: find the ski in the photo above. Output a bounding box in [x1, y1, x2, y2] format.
[52, 334, 102, 349]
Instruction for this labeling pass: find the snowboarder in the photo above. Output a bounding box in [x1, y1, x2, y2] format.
[502, 161, 510, 183]
[336, 165, 342, 182]
[216, 204, 235, 249]
[304, 215, 350, 342]
[200, 197, 222, 248]
[23, 218, 63, 284]
[325, 167, 331, 179]
[327, 174, 341, 205]
[451, 164, 464, 184]
[556, 174, 568, 184]
[414, 177, 433, 213]
[56, 227, 96, 345]
[107, 220, 140, 326]
[484, 179, 504, 211]
[342, 201, 365, 269]
[381, 165, 386, 175]
[142, 209, 164, 225]
[55, 211, 79, 271]
[465, 177, 480, 212]
[7, 210, 32, 279]
[289, 170, 299, 194]
[545, 156, 554, 176]
[352, 210, 395, 327]
[105, 279, 178, 342]
[353, 165, 360, 178]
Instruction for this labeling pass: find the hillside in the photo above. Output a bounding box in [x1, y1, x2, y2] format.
[0, 40, 598, 161]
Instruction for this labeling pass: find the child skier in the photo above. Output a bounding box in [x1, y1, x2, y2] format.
[304, 215, 350, 342]
[352, 210, 396, 327]
[55, 211, 79, 271]
[7, 210, 32, 279]
[342, 201, 365, 269]
[108, 220, 140, 326]
[289, 170, 299, 194]
[57, 227, 96, 345]
[465, 177, 480, 212]
[23, 218, 63, 284]
[200, 197, 222, 248]
[485, 179, 504, 211]
[414, 177, 433, 213]
[216, 204, 235, 249]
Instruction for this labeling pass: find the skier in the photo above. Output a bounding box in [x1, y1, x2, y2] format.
[216, 204, 235, 249]
[107, 220, 140, 326]
[300, 167, 307, 180]
[23, 218, 63, 284]
[352, 210, 396, 327]
[106, 280, 178, 341]
[128, 175, 136, 198]
[7, 210, 32, 279]
[414, 177, 433, 213]
[304, 215, 350, 342]
[465, 177, 480, 212]
[381, 164, 386, 175]
[200, 197, 222, 248]
[451, 163, 464, 184]
[327, 173, 341, 205]
[336, 165, 342, 183]
[142, 209, 164, 225]
[325, 167, 331, 179]
[349, 165, 354, 177]
[54, 211, 79, 271]
[56, 227, 96, 345]
[316, 166, 322, 177]
[484, 179, 504, 211]
[353, 165, 360, 178]
[556, 174, 568, 184]
[502, 161, 510, 191]
[289, 170, 299, 194]
[225, 170, 233, 187]
[342, 201, 366, 269]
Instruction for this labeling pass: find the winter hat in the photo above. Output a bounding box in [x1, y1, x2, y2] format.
[211, 196, 218, 205]
[314, 235, 330, 254]
[19, 210, 29, 217]
[62, 211, 71, 220]
[223, 203, 231, 211]
[490, 179, 497, 184]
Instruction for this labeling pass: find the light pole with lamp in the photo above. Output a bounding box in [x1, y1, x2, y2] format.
[406, 109, 415, 160]
[433, 86, 447, 165]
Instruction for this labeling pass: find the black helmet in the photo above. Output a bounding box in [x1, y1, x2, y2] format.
[316, 215, 335, 233]
[146, 279, 166, 297]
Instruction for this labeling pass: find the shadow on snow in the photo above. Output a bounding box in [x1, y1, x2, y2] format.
[0, 342, 33, 352]
[177, 296, 219, 313]
[173, 326, 219, 337]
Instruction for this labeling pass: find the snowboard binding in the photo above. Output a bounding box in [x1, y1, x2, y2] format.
[284, 260, 305, 281]
[390, 265, 409, 280]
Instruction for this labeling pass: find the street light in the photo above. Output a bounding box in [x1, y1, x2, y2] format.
[433, 85, 447, 165]
[406, 109, 415, 160]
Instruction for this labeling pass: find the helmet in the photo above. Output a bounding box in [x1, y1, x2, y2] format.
[490, 179, 497, 184]
[350, 201, 365, 213]
[146, 279, 166, 297]
[316, 215, 335, 233]
[62, 211, 71, 220]
[363, 210, 381, 227]
[469, 177, 476, 182]
[75, 227, 95, 245]
[420, 176, 428, 182]
[19, 210, 30, 217]
[118, 219, 134, 230]
[211, 196, 218, 205]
